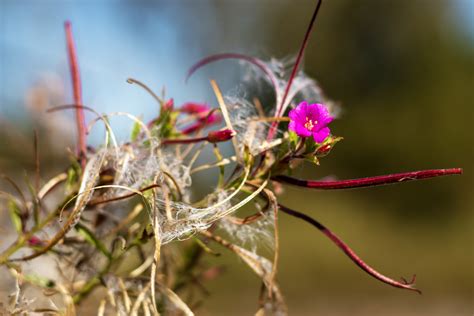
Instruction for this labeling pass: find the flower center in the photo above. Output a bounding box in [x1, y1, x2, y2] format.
[304, 117, 317, 131]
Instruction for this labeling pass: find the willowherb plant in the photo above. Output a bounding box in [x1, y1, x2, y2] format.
[0, 1, 463, 315]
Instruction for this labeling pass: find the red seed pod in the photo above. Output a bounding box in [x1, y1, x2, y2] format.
[316, 144, 332, 156]
[207, 129, 236, 143]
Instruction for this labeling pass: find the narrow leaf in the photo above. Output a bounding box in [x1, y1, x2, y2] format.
[8, 200, 22, 233]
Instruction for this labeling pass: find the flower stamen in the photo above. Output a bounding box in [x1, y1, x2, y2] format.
[304, 117, 317, 131]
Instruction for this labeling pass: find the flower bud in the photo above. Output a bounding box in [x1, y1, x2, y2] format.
[163, 98, 174, 111]
[180, 102, 209, 114]
[207, 129, 236, 143]
[28, 236, 42, 246]
[180, 102, 222, 134]
[316, 144, 332, 156]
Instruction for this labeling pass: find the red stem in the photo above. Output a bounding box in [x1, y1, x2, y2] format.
[186, 53, 279, 92]
[161, 136, 208, 145]
[279, 204, 421, 293]
[64, 21, 87, 169]
[267, 0, 323, 140]
[273, 168, 462, 189]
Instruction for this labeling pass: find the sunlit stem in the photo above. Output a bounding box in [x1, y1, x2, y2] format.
[273, 168, 462, 189]
[64, 21, 87, 169]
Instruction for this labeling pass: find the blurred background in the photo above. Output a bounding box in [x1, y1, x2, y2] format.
[0, 0, 472, 315]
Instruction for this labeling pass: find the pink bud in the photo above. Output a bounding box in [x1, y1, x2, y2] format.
[163, 98, 174, 111]
[180, 102, 209, 114]
[28, 236, 42, 246]
[207, 129, 236, 143]
[181, 102, 221, 123]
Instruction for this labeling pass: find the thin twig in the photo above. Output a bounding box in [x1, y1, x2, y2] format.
[279, 203, 421, 293]
[268, 0, 323, 140]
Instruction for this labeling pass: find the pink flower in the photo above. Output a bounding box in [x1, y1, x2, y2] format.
[288, 101, 333, 143]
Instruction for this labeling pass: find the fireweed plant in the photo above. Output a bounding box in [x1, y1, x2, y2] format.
[0, 1, 463, 315]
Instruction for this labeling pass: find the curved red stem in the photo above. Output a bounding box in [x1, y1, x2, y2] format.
[279, 204, 421, 293]
[186, 53, 279, 93]
[273, 168, 462, 189]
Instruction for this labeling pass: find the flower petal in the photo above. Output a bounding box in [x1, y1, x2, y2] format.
[320, 115, 334, 126]
[181, 102, 209, 114]
[312, 127, 330, 143]
[288, 108, 300, 122]
[288, 120, 297, 132]
[315, 103, 333, 126]
[290, 101, 308, 121]
[297, 101, 309, 110]
[294, 123, 312, 137]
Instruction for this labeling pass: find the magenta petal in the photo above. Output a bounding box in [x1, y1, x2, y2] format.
[297, 101, 309, 110]
[315, 103, 332, 122]
[313, 127, 330, 143]
[288, 108, 299, 121]
[181, 102, 209, 114]
[321, 115, 334, 126]
[291, 102, 308, 121]
[295, 123, 312, 137]
[307, 103, 319, 117]
[288, 120, 297, 132]
[315, 103, 329, 116]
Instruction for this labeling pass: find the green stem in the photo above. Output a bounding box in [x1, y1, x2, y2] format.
[0, 195, 73, 264]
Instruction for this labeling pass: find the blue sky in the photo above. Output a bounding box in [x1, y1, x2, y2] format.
[0, 1, 472, 141]
[0, 1, 222, 140]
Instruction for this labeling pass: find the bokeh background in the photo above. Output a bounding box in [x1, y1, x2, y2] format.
[1, 0, 472, 315]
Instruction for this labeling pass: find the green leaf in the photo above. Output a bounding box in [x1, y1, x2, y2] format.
[66, 162, 81, 193]
[130, 119, 141, 141]
[289, 131, 299, 150]
[212, 144, 225, 188]
[23, 173, 40, 225]
[242, 145, 254, 167]
[23, 273, 56, 288]
[8, 200, 22, 233]
[305, 137, 318, 153]
[145, 223, 154, 236]
[304, 154, 320, 166]
[76, 224, 112, 259]
[193, 237, 220, 256]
